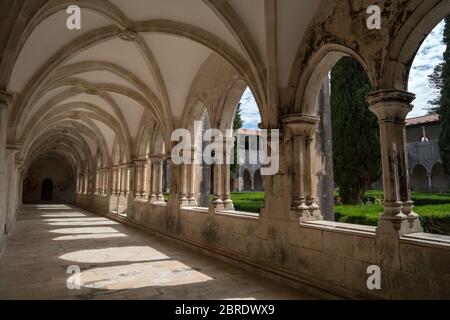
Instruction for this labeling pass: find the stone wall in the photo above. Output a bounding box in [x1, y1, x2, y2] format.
[22, 154, 75, 204]
[76, 194, 450, 299]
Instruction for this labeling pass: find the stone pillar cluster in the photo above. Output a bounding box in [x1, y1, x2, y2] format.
[148, 155, 165, 203]
[367, 89, 423, 236]
[283, 114, 322, 221]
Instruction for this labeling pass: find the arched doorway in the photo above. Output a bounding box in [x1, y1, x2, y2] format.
[243, 169, 252, 191]
[411, 164, 429, 192]
[431, 163, 449, 193]
[254, 169, 263, 191]
[41, 179, 53, 201]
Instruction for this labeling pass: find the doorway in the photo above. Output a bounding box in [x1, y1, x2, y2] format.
[41, 179, 53, 201]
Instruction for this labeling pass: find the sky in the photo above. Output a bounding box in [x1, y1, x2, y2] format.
[408, 20, 446, 118]
[239, 19, 446, 127]
[239, 87, 261, 130]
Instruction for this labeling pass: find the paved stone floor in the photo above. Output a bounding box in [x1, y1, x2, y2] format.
[0, 205, 316, 300]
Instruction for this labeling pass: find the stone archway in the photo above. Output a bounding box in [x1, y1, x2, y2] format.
[243, 169, 252, 191]
[412, 164, 429, 192]
[254, 169, 263, 191]
[432, 163, 449, 193]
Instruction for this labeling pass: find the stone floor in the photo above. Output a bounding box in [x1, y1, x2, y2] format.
[0, 205, 316, 300]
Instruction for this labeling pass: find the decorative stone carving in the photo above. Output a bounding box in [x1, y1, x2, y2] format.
[367, 89, 423, 236]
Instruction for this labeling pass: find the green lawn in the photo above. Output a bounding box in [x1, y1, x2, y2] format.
[229, 191, 450, 235]
[163, 190, 450, 235]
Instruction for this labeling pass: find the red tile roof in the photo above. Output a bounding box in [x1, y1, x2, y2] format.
[406, 114, 440, 126]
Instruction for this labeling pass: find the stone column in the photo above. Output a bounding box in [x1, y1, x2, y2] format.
[84, 171, 89, 194]
[156, 158, 164, 202]
[282, 114, 322, 221]
[222, 137, 234, 209]
[110, 165, 117, 195]
[0, 91, 13, 243]
[142, 159, 150, 199]
[119, 164, 127, 196]
[148, 159, 157, 203]
[211, 140, 224, 210]
[149, 155, 165, 203]
[427, 172, 432, 193]
[5, 145, 21, 236]
[126, 163, 133, 197]
[101, 167, 108, 195]
[367, 90, 423, 235]
[79, 173, 84, 194]
[187, 162, 198, 206]
[95, 169, 100, 195]
[134, 160, 143, 198]
[178, 160, 189, 207]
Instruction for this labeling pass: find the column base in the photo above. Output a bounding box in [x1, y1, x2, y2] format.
[188, 195, 198, 207]
[211, 198, 224, 210]
[222, 198, 234, 210]
[377, 202, 423, 236]
[148, 194, 157, 203]
[178, 195, 190, 207]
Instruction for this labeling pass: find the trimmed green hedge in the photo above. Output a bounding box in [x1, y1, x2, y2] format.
[163, 191, 450, 235]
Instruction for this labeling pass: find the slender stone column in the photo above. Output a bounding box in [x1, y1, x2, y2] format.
[427, 173, 432, 193]
[134, 160, 142, 198]
[149, 155, 165, 203]
[211, 140, 224, 210]
[222, 137, 234, 210]
[95, 170, 100, 195]
[178, 161, 189, 207]
[282, 114, 322, 221]
[142, 159, 150, 199]
[101, 167, 108, 195]
[148, 159, 157, 203]
[85, 171, 89, 194]
[187, 147, 198, 206]
[367, 90, 423, 235]
[0, 91, 13, 240]
[126, 163, 133, 197]
[119, 164, 128, 196]
[110, 165, 117, 195]
[156, 159, 164, 202]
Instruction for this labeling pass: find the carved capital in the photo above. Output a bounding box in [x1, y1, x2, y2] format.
[367, 89, 415, 122]
[282, 114, 319, 137]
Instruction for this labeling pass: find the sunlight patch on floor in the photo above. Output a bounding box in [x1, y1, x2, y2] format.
[74, 261, 213, 290]
[52, 233, 128, 241]
[50, 227, 119, 234]
[60, 246, 170, 263]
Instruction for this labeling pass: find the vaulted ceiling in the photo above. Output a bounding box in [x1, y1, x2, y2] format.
[5, 0, 321, 171]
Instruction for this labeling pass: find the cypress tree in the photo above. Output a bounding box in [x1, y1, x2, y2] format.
[231, 103, 243, 177]
[330, 57, 381, 204]
[438, 17, 450, 174]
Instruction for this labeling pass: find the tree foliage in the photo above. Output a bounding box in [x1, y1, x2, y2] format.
[231, 103, 243, 177]
[438, 17, 450, 174]
[330, 57, 381, 204]
[428, 62, 444, 112]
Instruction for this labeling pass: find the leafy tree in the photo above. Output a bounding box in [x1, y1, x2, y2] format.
[330, 57, 381, 204]
[438, 17, 450, 174]
[428, 62, 444, 112]
[231, 103, 243, 177]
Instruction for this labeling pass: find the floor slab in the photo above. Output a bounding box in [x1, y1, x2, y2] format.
[0, 205, 316, 300]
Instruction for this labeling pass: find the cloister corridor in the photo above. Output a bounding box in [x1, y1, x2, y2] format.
[0, 205, 314, 300]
